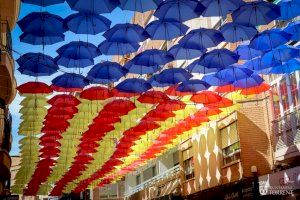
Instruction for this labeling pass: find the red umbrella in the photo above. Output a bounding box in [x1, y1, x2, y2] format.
[142, 110, 175, 121]
[195, 107, 222, 116]
[40, 134, 62, 141]
[48, 94, 80, 106]
[80, 86, 113, 100]
[215, 84, 240, 93]
[137, 91, 170, 104]
[165, 85, 193, 97]
[93, 116, 121, 124]
[87, 123, 115, 133]
[111, 88, 139, 97]
[132, 120, 160, 132]
[39, 140, 61, 147]
[241, 82, 270, 95]
[156, 100, 186, 111]
[17, 82, 53, 94]
[186, 115, 209, 127]
[51, 85, 83, 92]
[190, 91, 222, 104]
[104, 100, 136, 115]
[47, 106, 78, 115]
[43, 120, 70, 128]
[207, 97, 233, 108]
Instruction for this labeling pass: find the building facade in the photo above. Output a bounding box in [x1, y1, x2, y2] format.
[0, 0, 19, 195]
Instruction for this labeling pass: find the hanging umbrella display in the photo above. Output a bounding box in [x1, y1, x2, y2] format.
[190, 91, 222, 104]
[155, 68, 192, 85]
[261, 45, 300, 65]
[198, 49, 239, 69]
[269, 59, 300, 74]
[185, 59, 218, 74]
[167, 43, 206, 60]
[116, 78, 152, 93]
[179, 28, 224, 50]
[17, 82, 53, 94]
[124, 60, 161, 75]
[233, 73, 264, 88]
[87, 61, 127, 84]
[144, 20, 189, 40]
[64, 12, 111, 35]
[235, 43, 263, 60]
[21, 0, 65, 6]
[80, 86, 113, 100]
[284, 21, 300, 41]
[177, 79, 210, 93]
[232, 1, 281, 26]
[216, 67, 254, 82]
[17, 53, 58, 76]
[48, 95, 81, 107]
[98, 40, 140, 55]
[165, 85, 194, 96]
[132, 49, 174, 66]
[201, 73, 231, 86]
[242, 57, 280, 73]
[52, 73, 90, 92]
[200, 0, 244, 17]
[220, 22, 257, 43]
[18, 12, 66, 45]
[137, 91, 170, 104]
[154, 0, 205, 22]
[278, 0, 300, 20]
[119, 0, 163, 12]
[66, 0, 119, 14]
[250, 29, 292, 51]
[240, 82, 270, 95]
[55, 41, 101, 68]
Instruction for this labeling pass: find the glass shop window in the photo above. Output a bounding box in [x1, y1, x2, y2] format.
[182, 147, 194, 180]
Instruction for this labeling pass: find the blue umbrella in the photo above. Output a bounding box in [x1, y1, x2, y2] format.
[66, 0, 119, 14]
[235, 43, 263, 60]
[284, 21, 300, 41]
[21, 0, 65, 7]
[52, 73, 90, 90]
[17, 53, 59, 76]
[64, 12, 111, 35]
[200, 0, 244, 17]
[233, 73, 264, 88]
[98, 40, 140, 55]
[232, 1, 281, 26]
[119, 0, 163, 13]
[56, 41, 101, 68]
[278, 0, 300, 20]
[261, 45, 300, 66]
[19, 32, 65, 45]
[201, 73, 231, 86]
[103, 23, 148, 43]
[269, 59, 300, 74]
[144, 20, 189, 40]
[243, 57, 281, 72]
[148, 75, 172, 87]
[216, 67, 254, 82]
[177, 79, 210, 93]
[155, 68, 192, 85]
[116, 78, 152, 93]
[179, 28, 224, 50]
[87, 61, 127, 84]
[220, 22, 257, 43]
[154, 0, 205, 22]
[167, 43, 206, 60]
[249, 29, 292, 51]
[185, 59, 218, 74]
[199, 49, 239, 69]
[124, 60, 161, 75]
[132, 49, 174, 66]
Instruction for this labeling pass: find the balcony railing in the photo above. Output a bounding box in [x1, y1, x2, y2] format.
[272, 108, 300, 151]
[124, 165, 180, 197]
[0, 20, 13, 58]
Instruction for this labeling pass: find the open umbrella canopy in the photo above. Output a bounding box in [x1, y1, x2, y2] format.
[216, 67, 254, 82]
[220, 22, 257, 43]
[198, 49, 239, 69]
[177, 79, 210, 93]
[80, 86, 112, 100]
[66, 0, 119, 14]
[21, 0, 65, 6]
[261, 45, 300, 64]
[185, 59, 218, 74]
[179, 28, 224, 50]
[98, 40, 140, 55]
[137, 91, 170, 104]
[124, 60, 161, 75]
[240, 82, 270, 95]
[155, 68, 192, 85]
[232, 1, 281, 26]
[154, 0, 205, 22]
[132, 49, 174, 66]
[201, 73, 231, 86]
[235, 43, 263, 60]
[167, 43, 206, 60]
[116, 78, 152, 93]
[284, 21, 300, 41]
[119, 0, 163, 13]
[190, 91, 222, 104]
[278, 0, 300, 20]
[233, 73, 264, 88]
[200, 0, 244, 17]
[87, 61, 127, 84]
[17, 82, 53, 94]
[144, 20, 189, 40]
[64, 12, 111, 35]
[52, 73, 90, 91]
[17, 53, 58, 77]
[249, 29, 292, 51]
[269, 59, 300, 74]
[243, 57, 281, 72]
[103, 23, 148, 43]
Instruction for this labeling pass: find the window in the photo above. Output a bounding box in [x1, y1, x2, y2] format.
[182, 147, 194, 180]
[136, 174, 141, 186]
[289, 73, 299, 107]
[271, 85, 281, 119]
[280, 78, 290, 113]
[220, 122, 241, 165]
[143, 165, 157, 181]
[173, 151, 179, 166]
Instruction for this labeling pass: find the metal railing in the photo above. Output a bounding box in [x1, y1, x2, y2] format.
[124, 165, 180, 197]
[272, 108, 300, 151]
[0, 20, 13, 58]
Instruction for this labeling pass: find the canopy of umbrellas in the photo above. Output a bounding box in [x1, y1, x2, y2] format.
[14, 0, 300, 196]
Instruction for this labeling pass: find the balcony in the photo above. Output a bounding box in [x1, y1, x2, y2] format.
[125, 165, 180, 198]
[0, 20, 16, 104]
[272, 108, 300, 161]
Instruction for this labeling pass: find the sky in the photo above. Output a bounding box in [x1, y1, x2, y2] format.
[10, 2, 133, 155]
